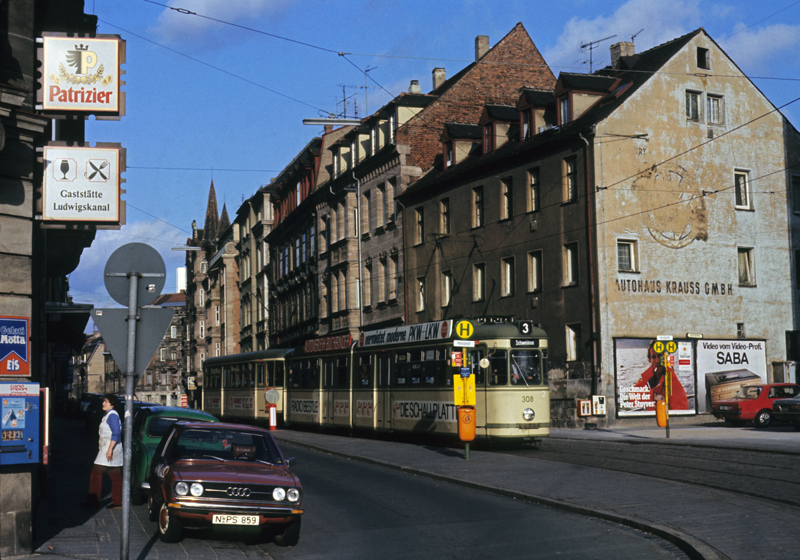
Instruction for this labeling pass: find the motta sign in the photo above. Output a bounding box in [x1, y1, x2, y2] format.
[43, 145, 122, 223]
[40, 35, 123, 113]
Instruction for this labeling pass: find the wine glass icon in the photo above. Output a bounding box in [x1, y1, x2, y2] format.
[59, 159, 70, 180]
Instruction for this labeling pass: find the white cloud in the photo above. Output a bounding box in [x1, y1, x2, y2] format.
[719, 23, 800, 75]
[151, 0, 297, 47]
[543, 0, 702, 72]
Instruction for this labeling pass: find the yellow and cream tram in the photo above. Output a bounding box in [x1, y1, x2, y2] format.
[285, 319, 550, 442]
[202, 348, 293, 423]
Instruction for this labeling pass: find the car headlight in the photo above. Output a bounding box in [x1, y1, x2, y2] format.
[175, 482, 189, 496]
[522, 408, 535, 421]
[190, 483, 204, 497]
[287, 488, 300, 502]
[272, 487, 286, 501]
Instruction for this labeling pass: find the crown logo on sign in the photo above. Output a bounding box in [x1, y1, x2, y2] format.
[75, 44, 88, 51]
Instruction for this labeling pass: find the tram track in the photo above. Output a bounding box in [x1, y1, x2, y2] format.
[502, 437, 800, 509]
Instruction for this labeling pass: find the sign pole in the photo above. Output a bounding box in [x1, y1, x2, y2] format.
[121, 272, 139, 560]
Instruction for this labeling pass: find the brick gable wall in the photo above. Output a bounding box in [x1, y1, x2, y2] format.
[396, 23, 556, 172]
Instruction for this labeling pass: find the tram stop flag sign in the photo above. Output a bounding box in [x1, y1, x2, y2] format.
[92, 308, 174, 380]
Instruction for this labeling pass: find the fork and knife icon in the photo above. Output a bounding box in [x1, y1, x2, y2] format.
[88, 160, 108, 180]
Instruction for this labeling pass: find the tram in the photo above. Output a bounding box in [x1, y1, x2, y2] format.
[285, 318, 550, 442]
[201, 348, 293, 423]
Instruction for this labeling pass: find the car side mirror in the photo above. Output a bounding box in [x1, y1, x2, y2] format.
[285, 457, 297, 467]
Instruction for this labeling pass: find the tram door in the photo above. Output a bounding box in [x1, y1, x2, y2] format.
[322, 358, 336, 426]
[375, 353, 392, 431]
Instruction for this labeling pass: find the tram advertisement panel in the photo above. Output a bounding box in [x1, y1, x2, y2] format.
[393, 400, 458, 422]
[615, 338, 696, 417]
[359, 321, 451, 347]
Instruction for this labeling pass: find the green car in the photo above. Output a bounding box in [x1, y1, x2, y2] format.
[130, 405, 218, 504]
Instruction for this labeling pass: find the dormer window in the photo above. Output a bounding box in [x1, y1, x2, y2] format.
[333, 148, 340, 176]
[522, 110, 534, 139]
[370, 126, 377, 155]
[560, 97, 570, 124]
[483, 124, 493, 153]
[445, 141, 454, 168]
[351, 139, 358, 166]
[390, 113, 396, 144]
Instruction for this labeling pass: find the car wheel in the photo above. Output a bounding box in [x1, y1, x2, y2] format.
[158, 502, 182, 543]
[753, 410, 772, 428]
[273, 518, 301, 547]
[147, 494, 158, 522]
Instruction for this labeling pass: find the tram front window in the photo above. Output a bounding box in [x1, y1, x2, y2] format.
[488, 351, 508, 386]
[510, 350, 542, 386]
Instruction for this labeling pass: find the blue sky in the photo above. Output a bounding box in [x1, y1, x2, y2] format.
[70, 0, 800, 323]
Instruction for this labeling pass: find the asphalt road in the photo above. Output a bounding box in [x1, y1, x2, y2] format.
[265, 442, 690, 560]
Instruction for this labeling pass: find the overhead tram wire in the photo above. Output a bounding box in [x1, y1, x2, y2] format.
[97, 18, 328, 114]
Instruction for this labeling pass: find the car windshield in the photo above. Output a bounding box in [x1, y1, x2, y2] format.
[733, 386, 762, 399]
[172, 427, 283, 465]
[148, 416, 211, 438]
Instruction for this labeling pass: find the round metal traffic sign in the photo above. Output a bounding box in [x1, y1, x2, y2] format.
[666, 341, 677, 353]
[104, 243, 166, 307]
[653, 341, 665, 354]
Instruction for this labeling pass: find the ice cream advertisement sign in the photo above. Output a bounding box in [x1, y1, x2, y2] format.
[0, 316, 29, 376]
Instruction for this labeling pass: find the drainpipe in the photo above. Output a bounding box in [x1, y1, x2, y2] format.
[579, 131, 599, 396]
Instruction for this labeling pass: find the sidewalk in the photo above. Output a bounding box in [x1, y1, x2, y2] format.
[15, 418, 800, 560]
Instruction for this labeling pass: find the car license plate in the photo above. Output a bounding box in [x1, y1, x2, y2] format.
[212, 514, 259, 525]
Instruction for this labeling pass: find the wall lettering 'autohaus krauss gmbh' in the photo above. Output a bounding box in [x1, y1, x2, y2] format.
[41, 36, 122, 113]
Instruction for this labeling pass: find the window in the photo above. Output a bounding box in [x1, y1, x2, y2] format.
[170, 326, 177, 338]
[388, 255, 398, 300]
[501, 177, 513, 220]
[377, 260, 386, 303]
[215, 305, 220, 326]
[199, 320, 205, 339]
[473, 263, 485, 302]
[560, 97, 570, 124]
[376, 184, 385, 228]
[686, 91, 701, 122]
[445, 141, 454, 167]
[363, 264, 372, 307]
[215, 342, 220, 357]
[416, 277, 426, 312]
[415, 207, 424, 245]
[160, 348, 166, 361]
[472, 187, 484, 227]
[501, 257, 515, 297]
[566, 324, 582, 362]
[617, 240, 638, 272]
[363, 190, 373, 234]
[483, 124, 493, 153]
[707, 94, 724, 125]
[200, 260, 208, 273]
[528, 167, 540, 212]
[793, 175, 800, 214]
[564, 243, 579, 286]
[563, 156, 577, 203]
[527, 251, 542, 293]
[738, 248, 755, 286]
[441, 270, 453, 307]
[340, 271, 347, 309]
[697, 47, 709, 69]
[735, 170, 751, 209]
[440, 198, 450, 234]
[198, 288, 205, 307]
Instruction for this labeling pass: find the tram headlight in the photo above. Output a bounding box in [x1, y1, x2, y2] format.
[522, 408, 535, 421]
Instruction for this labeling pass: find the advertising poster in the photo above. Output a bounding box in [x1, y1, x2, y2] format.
[615, 338, 696, 417]
[1, 316, 29, 376]
[695, 339, 767, 412]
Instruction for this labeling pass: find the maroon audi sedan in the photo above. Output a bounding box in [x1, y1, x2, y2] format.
[147, 421, 303, 546]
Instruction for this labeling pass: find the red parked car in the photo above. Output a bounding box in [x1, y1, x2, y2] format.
[712, 383, 800, 428]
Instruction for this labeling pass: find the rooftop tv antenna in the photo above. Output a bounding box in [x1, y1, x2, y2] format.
[631, 28, 644, 42]
[580, 34, 616, 72]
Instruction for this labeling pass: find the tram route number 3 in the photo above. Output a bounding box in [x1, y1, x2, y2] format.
[519, 321, 534, 334]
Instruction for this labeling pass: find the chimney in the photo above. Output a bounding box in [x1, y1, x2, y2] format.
[432, 67, 446, 91]
[324, 124, 333, 134]
[610, 41, 635, 69]
[475, 35, 489, 61]
[409, 79, 421, 94]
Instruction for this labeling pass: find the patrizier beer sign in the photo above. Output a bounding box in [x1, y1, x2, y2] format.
[41, 35, 122, 113]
